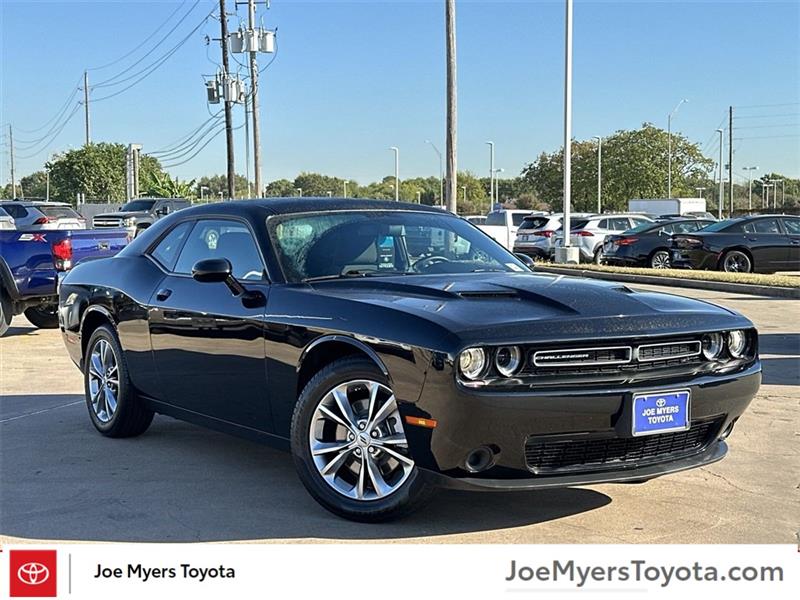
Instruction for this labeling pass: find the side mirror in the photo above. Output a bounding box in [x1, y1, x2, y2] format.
[515, 253, 536, 271]
[192, 258, 232, 283]
[191, 258, 265, 308]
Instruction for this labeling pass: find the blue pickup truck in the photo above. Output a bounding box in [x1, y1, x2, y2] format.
[0, 229, 128, 336]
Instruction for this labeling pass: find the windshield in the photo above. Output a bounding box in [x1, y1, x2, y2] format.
[268, 210, 528, 282]
[121, 200, 156, 212]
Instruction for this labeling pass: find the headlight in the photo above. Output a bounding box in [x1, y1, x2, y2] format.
[458, 348, 486, 380]
[727, 330, 748, 358]
[495, 345, 522, 376]
[123, 217, 135, 227]
[701, 333, 724, 360]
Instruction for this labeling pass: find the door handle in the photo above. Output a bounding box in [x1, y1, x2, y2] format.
[156, 288, 172, 302]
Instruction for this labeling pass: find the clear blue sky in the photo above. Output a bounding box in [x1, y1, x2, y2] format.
[2, 0, 798, 188]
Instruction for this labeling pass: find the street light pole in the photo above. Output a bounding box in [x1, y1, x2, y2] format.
[560, 0, 574, 257]
[425, 140, 444, 206]
[493, 168, 504, 204]
[742, 166, 758, 210]
[462, 185, 466, 204]
[592, 135, 602, 213]
[695, 187, 705, 199]
[343, 181, 349, 198]
[716, 129, 724, 219]
[667, 99, 688, 198]
[485, 141, 495, 207]
[390, 146, 400, 201]
[296, 187, 302, 197]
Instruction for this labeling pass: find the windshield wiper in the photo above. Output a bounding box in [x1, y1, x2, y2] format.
[303, 269, 410, 283]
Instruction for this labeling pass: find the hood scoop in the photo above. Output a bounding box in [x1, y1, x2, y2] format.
[458, 290, 520, 299]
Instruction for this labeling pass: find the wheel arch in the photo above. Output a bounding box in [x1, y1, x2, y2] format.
[80, 306, 117, 365]
[718, 246, 754, 271]
[297, 335, 391, 398]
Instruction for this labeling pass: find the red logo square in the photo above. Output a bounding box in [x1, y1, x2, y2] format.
[9, 550, 57, 597]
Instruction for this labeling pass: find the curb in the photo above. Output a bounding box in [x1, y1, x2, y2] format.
[534, 265, 800, 299]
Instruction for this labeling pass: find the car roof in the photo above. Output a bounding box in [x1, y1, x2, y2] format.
[178, 198, 447, 218]
[0, 200, 70, 207]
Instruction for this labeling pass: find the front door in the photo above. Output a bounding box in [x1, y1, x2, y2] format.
[148, 218, 272, 431]
[743, 217, 788, 271]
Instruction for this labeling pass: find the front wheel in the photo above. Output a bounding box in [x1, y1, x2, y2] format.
[291, 356, 434, 522]
[721, 250, 752, 273]
[24, 305, 59, 329]
[84, 325, 154, 437]
[0, 290, 11, 337]
[593, 246, 604, 265]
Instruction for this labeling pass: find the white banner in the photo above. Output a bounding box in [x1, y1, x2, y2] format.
[2, 543, 797, 599]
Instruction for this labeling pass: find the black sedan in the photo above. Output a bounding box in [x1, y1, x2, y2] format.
[603, 219, 714, 269]
[58, 199, 761, 522]
[671, 214, 800, 273]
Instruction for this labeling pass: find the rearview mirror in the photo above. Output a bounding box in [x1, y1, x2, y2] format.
[192, 258, 232, 283]
[515, 253, 535, 271]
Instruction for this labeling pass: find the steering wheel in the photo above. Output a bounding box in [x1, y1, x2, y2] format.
[413, 255, 451, 272]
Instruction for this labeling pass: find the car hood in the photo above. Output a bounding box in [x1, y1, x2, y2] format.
[306, 271, 752, 345]
[93, 211, 150, 219]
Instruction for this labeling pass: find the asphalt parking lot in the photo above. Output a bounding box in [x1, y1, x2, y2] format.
[1, 283, 797, 544]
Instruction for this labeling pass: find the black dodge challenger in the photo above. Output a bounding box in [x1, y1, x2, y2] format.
[58, 199, 761, 521]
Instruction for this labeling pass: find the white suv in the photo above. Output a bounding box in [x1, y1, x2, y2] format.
[514, 213, 594, 259]
[554, 214, 653, 263]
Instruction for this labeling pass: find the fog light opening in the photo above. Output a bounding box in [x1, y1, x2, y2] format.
[719, 419, 737, 440]
[465, 446, 496, 473]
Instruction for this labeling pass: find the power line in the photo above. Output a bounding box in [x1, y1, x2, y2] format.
[149, 110, 223, 155]
[87, 0, 189, 71]
[91, 7, 216, 103]
[733, 134, 800, 140]
[14, 104, 82, 160]
[733, 122, 800, 129]
[734, 102, 800, 110]
[150, 117, 224, 160]
[160, 120, 243, 169]
[2, 79, 81, 137]
[93, 1, 202, 88]
[733, 112, 799, 119]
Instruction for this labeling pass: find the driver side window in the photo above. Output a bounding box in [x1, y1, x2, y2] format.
[174, 219, 265, 280]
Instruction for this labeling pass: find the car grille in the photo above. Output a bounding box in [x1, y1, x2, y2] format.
[524, 418, 722, 475]
[520, 337, 703, 379]
[93, 217, 123, 228]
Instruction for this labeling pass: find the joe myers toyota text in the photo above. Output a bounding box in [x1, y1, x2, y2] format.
[58, 199, 760, 521]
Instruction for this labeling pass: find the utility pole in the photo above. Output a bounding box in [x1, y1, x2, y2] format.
[667, 99, 688, 198]
[556, 0, 577, 264]
[485, 141, 494, 208]
[8, 124, 16, 199]
[220, 0, 235, 200]
[390, 146, 400, 201]
[244, 92, 252, 197]
[716, 129, 724, 219]
[425, 140, 444, 206]
[593, 135, 602, 212]
[728, 106, 734, 216]
[82, 71, 91, 145]
[445, 0, 457, 214]
[247, 0, 262, 197]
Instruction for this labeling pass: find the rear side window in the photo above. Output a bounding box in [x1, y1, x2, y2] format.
[2, 204, 28, 219]
[783, 218, 800, 235]
[512, 213, 529, 226]
[150, 221, 192, 270]
[485, 212, 504, 226]
[610, 218, 631, 231]
[745, 219, 781, 234]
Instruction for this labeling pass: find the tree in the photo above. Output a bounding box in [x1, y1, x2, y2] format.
[264, 178, 296, 197]
[196, 174, 250, 199]
[145, 172, 197, 199]
[521, 124, 714, 213]
[18, 171, 49, 199]
[46, 143, 164, 204]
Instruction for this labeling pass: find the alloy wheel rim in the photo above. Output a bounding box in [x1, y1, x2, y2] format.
[309, 379, 414, 501]
[652, 251, 670, 269]
[725, 253, 749, 272]
[88, 339, 119, 423]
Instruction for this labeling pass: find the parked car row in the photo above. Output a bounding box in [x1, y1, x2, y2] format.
[0, 200, 86, 230]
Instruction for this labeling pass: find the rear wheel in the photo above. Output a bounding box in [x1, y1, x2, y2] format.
[24, 304, 59, 329]
[0, 289, 11, 337]
[593, 246, 604, 264]
[291, 356, 434, 522]
[84, 325, 154, 437]
[649, 250, 671, 269]
[721, 250, 752, 273]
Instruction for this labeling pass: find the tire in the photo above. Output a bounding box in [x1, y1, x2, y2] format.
[649, 249, 671, 269]
[593, 246, 604, 265]
[84, 324, 154, 438]
[0, 289, 11, 337]
[720, 250, 752, 273]
[290, 356, 435, 522]
[24, 305, 59, 329]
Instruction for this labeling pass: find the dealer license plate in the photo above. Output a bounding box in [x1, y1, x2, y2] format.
[632, 389, 690, 437]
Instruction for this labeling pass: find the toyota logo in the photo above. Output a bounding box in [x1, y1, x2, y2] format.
[656, 398, 667, 408]
[17, 562, 50, 585]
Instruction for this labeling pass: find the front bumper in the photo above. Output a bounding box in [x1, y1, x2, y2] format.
[402, 361, 760, 490]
